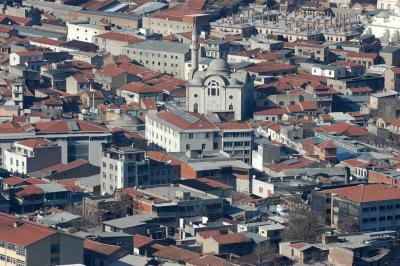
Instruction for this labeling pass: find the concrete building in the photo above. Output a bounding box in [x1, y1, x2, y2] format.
[0, 212, 84, 266]
[93, 32, 143, 56]
[101, 146, 148, 195]
[4, 139, 61, 175]
[0, 120, 112, 168]
[67, 21, 107, 43]
[312, 183, 400, 232]
[142, 11, 209, 36]
[122, 40, 190, 79]
[295, 43, 329, 62]
[380, 46, 400, 66]
[145, 109, 220, 153]
[384, 67, 400, 92]
[361, 91, 399, 117]
[364, 9, 400, 43]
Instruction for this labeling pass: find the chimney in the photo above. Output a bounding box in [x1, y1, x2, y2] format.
[322, 232, 338, 245]
[13, 218, 22, 228]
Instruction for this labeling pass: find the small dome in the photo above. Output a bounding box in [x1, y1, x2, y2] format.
[208, 59, 230, 72]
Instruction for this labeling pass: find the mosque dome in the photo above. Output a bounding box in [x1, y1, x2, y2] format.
[206, 59, 230, 75]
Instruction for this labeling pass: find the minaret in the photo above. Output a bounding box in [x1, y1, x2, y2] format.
[190, 17, 199, 73]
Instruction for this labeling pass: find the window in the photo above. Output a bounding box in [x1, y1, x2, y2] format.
[186, 144, 191, 150]
[16, 247, 25, 256]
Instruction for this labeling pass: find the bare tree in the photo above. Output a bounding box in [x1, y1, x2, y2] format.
[65, 203, 103, 229]
[109, 193, 133, 218]
[282, 195, 325, 242]
[338, 216, 359, 233]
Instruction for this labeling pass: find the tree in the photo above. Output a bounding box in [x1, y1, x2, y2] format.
[282, 195, 325, 242]
[109, 193, 133, 218]
[338, 216, 359, 233]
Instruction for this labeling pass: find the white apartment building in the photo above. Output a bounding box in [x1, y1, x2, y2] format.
[377, 0, 399, 10]
[67, 21, 107, 43]
[145, 110, 220, 152]
[101, 146, 149, 195]
[4, 139, 62, 175]
[364, 8, 400, 42]
[145, 110, 254, 163]
[215, 123, 253, 164]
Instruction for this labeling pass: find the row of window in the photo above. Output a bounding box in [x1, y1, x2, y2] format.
[362, 205, 400, 212]
[0, 255, 24, 266]
[0, 241, 25, 256]
[362, 215, 400, 223]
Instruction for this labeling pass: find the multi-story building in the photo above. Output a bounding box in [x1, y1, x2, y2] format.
[101, 146, 148, 195]
[142, 11, 209, 36]
[214, 123, 253, 164]
[0, 120, 112, 167]
[93, 32, 143, 56]
[122, 40, 190, 79]
[4, 139, 61, 175]
[145, 109, 220, 153]
[312, 183, 400, 232]
[361, 90, 399, 117]
[295, 43, 329, 62]
[101, 146, 176, 195]
[67, 21, 107, 43]
[0, 212, 83, 266]
[384, 67, 400, 92]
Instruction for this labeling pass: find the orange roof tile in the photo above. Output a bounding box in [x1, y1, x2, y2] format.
[323, 184, 400, 203]
[84, 240, 122, 256]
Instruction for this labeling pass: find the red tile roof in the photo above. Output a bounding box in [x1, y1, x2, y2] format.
[98, 64, 125, 77]
[270, 157, 315, 172]
[0, 213, 55, 247]
[211, 233, 249, 244]
[84, 239, 122, 256]
[3, 176, 25, 186]
[290, 242, 308, 249]
[214, 122, 251, 130]
[244, 62, 297, 74]
[15, 184, 43, 197]
[31, 37, 64, 46]
[156, 111, 218, 131]
[133, 234, 153, 248]
[323, 184, 400, 203]
[254, 107, 287, 116]
[346, 51, 379, 60]
[316, 122, 368, 137]
[318, 140, 336, 149]
[17, 138, 53, 149]
[153, 245, 200, 261]
[95, 32, 143, 43]
[187, 254, 228, 266]
[119, 82, 162, 94]
[34, 120, 109, 134]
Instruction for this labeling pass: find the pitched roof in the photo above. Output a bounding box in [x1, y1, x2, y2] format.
[316, 122, 368, 137]
[94, 32, 142, 43]
[153, 245, 200, 262]
[211, 233, 249, 244]
[187, 254, 229, 266]
[323, 184, 400, 203]
[318, 140, 336, 149]
[155, 111, 218, 131]
[34, 120, 110, 134]
[0, 213, 55, 247]
[17, 138, 53, 149]
[214, 122, 252, 130]
[119, 82, 162, 94]
[254, 107, 287, 116]
[3, 176, 25, 186]
[244, 62, 297, 74]
[98, 64, 125, 77]
[133, 234, 153, 248]
[84, 240, 122, 256]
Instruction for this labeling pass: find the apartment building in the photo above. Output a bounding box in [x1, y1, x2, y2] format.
[4, 139, 61, 175]
[384, 67, 400, 92]
[0, 120, 112, 167]
[93, 32, 143, 56]
[214, 123, 253, 164]
[122, 40, 190, 79]
[142, 11, 209, 36]
[312, 184, 400, 232]
[295, 43, 329, 62]
[67, 21, 107, 43]
[145, 110, 220, 153]
[0, 212, 83, 266]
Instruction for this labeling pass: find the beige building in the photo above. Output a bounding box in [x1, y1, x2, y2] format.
[4, 139, 62, 175]
[0, 212, 83, 266]
[93, 32, 143, 56]
[142, 11, 209, 36]
[122, 41, 190, 79]
[384, 67, 400, 92]
[295, 43, 329, 62]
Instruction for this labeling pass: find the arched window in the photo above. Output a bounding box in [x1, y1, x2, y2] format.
[194, 103, 198, 113]
[229, 104, 233, 110]
[207, 80, 220, 96]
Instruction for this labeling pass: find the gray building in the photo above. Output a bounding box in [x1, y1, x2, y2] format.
[122, 40, 190, 79]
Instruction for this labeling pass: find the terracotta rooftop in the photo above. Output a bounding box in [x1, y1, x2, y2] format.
[214, 122, 252, 130]
[187, 254, 228, 266]
[95, 32, 143, 43]
[211, 233, 249, 244]
[316, 122, 368, 137]
[17, 138, 53, 149]
[119, 82, 162, 94]
[323, 184, 400, 203]
[84, 239, 122, 256]
[0, 213, 55, 247]
[153, 245, 200, 262]
[133, 234, 153, 249]
[156, 111, 218, 131]
[244, 62, 297, 74]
